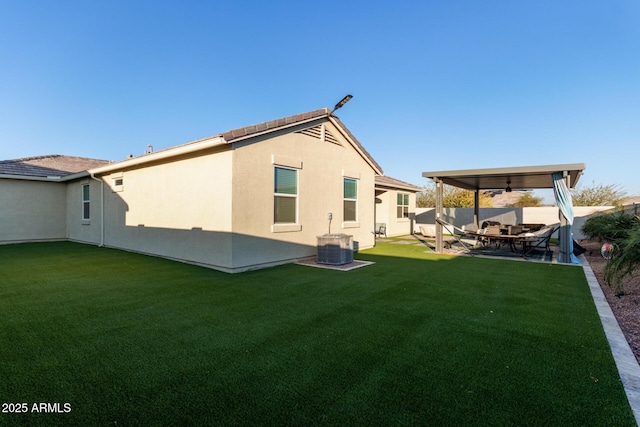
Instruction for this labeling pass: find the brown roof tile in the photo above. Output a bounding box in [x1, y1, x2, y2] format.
[375, 175, 421, 192]
[220, 109, 329, 142]
[0, 155, 111, 178]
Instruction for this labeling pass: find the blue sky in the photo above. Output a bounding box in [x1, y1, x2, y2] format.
[1, 1, 639, 199]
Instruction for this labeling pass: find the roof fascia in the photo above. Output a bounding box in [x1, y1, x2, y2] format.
[327, 116, 383, 175]
[89, 136, 226, 175]
[375, 182, 422, 192]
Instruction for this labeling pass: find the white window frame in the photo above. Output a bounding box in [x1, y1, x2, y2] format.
[82, 184, 90, 221]
[273, 166, 299, 225]
[397, 193, 410, 219]
[343, 177, 358, 224]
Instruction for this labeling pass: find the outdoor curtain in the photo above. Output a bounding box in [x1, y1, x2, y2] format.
[552, 172, 581, 264]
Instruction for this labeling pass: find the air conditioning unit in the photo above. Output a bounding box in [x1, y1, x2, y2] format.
[317, 234, 353, 265]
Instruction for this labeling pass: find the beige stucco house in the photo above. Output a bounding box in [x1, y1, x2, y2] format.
[1, 108, 419, 272]
[375, 176, 421, 237]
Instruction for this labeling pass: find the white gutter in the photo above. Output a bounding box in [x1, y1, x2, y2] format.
[89, 173, 105, 247]
[89, 135, 226, 175]
[0, 174, 64, 182]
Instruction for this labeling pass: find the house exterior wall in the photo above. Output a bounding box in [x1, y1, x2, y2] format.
[88, 148, 236, 271]
[0, 179, 67, 243]
[3, 119, 380, 272]
[230, 122, 376, 270]
[375, 190, 417, 237]
[66, 178, 103, 244]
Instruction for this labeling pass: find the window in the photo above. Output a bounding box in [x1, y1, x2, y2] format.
[274, 167, 297, 223]
[397, 193, 409, 218]
[82, 184, 90, 220]
[343, 178, 357, 222]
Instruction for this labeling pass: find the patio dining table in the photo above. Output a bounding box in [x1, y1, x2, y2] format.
[465, 231, 525, 253]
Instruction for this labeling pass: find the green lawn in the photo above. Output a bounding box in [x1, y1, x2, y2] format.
[0, 241, 635, 426]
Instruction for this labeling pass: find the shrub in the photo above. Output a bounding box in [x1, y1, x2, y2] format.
[581, 212, 636, 243]
[583, 212, 640, 295]
[604, 224, 640, 296]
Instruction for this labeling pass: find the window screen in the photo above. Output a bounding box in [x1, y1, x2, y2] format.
[274, 167, 297, 223]
[343, 178, 357, 222]
[82, 184, 90, 220]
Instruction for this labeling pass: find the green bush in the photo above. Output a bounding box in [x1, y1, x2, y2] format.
[581, 212, 637, 243]
[605, 225, 640, 296]
[582, 212, 640, 295]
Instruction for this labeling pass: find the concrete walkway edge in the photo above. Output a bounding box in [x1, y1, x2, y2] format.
[580, 254, 640, 426]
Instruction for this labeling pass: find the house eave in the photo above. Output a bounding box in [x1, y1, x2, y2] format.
[88, 136, 226, 175]
[223, 115, 329, 145]
[0, 173, 64, 182]
[375, 183, 421, 193]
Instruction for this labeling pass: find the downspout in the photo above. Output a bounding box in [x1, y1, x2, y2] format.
[90, 173, 105, 247]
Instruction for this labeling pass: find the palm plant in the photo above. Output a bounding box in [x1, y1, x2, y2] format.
[582, 212, 640, 296]
[604, 224, 640, 296]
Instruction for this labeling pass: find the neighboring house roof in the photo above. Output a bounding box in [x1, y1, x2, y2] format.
[622, 196, 640, 206]
[90, 108, 384, 176]
[0, 155, 111, 179]
[375, 176, 421, 192]
[485, 190, 527, 207]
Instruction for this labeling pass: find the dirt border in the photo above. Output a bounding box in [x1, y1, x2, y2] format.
[581, 240, 640, 364]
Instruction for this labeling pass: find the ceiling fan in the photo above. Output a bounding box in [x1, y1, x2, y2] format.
[504, 179, 532, 193]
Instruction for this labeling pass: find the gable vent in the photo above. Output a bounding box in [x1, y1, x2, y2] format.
[296, 124, 341, 146]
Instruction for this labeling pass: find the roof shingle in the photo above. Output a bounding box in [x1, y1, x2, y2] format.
[375, 175, 421, 192]
[0, 155, 111, 178]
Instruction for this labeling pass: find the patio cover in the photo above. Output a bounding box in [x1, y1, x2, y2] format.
[422, 163, 586, 263]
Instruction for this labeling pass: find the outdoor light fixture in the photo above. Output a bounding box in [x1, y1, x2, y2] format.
[330, 94, 353, 114]
[505, 180, 512, 193]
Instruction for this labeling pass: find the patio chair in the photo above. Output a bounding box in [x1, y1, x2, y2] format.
[508, 225, 524, 235]
[483, 224, 504, 247]
[418, 225, 457, 249]
[433, 219, 484, 253]
[519, 226, 558, 257]
[374, 223, 387, 238]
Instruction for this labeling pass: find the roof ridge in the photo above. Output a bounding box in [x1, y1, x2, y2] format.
[1, 154, 111, 163]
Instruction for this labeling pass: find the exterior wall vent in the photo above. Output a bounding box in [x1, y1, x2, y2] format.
[297, 125, 341, 146]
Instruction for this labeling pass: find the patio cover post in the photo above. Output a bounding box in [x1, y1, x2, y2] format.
[559, 171, 572, 262]
[435, 178, 444, 253]
[474, 189, 480, 230]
